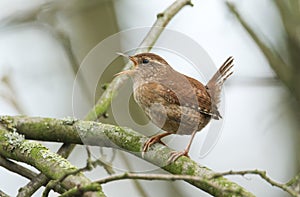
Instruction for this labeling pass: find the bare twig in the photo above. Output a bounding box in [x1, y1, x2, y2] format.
[287, 173, 300, 195]
[0, 189, 10, 197]
[0, 156, 66, 197]
[96, 172, 207, 184]
[226, 2, 291, 82]
[137, 0, 193, 52]
[226, 2, 300, 103]
[118, 152, 148, 197]
[19, 174, 66, 197]
[59, 183, 102, 197]
[0, 155, 36, 180]
[60, 172, 252, 197]
[213, 170, 300, 197]
[0, 155, 66, 197]
[43, 146, 115, 196]
[0, 74, 26, 114]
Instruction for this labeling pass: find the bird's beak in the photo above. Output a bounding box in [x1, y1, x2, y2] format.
[114, 69, 134, 77]
[116, 52, 138, 67]
[115, 52, 137, 77]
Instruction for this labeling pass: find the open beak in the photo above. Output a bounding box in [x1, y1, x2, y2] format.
[115, 52, 137, 77]
[116, 52, 138, 67]
[114, 69, 134, 77]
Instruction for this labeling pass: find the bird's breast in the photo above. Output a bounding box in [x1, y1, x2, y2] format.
[133, 82, 211, 135]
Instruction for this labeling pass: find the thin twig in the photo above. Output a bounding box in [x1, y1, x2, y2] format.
[118, 152, 149, 197]
[43, 146, 116, 196]
[226, 2, 299, 101]
[18, 173, 66, 197]
[213, 170, 300, 197]
[287, 173, 300, 193]
[0, 155, 66, 197]
[60, 172, 251, 197]
[0, 189, 10, 197]
[59, 183, 102, 197]
[137, 0, 193, 52]
[0, 155, 37, 180]
[96, 172, 206, 184]
[1, 74, 26, 114]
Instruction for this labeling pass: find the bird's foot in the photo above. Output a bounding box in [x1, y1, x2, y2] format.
[167, 149, 190, 163]
[142, 134, 170, 158]
[142, 136, 165, 153]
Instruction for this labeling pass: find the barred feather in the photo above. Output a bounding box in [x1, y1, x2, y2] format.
[206, 56, 234, 118]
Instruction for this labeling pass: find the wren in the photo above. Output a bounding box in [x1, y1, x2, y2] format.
[117, 52, 234, 162]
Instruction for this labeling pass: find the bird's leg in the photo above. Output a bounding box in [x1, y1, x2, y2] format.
[142, 132, 172, 156]
[168, 131, 197, 163]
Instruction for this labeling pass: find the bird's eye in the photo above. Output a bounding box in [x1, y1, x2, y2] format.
[142, 58, 149, 64]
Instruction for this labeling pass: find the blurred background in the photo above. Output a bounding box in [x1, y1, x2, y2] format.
[0, 0, 299, 196]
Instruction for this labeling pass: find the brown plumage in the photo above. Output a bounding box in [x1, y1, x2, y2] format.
[117, 52, 234, 162]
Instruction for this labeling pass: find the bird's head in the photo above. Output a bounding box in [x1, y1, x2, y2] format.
[115, 52, 171, 77]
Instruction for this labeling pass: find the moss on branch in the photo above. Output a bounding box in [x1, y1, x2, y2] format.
[0, 123, 105, 197]
[1, 115, 254, 197]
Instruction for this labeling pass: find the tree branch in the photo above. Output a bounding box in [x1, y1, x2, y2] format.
[0, 189, 10, 197]
[0, 125, 105, 197]
[61, 172, 251, 197]
[287, 173, 300, 195]
[0, 139, 67, 196]
[17, 143, 76, 197]
[0, 115, 254, 197]
[95, 172, 211, 185]
[0, 154, 37, 180]
[226, 2, 300, 103]
[214, 170, 300, 197]
[0, 156, 66, 197]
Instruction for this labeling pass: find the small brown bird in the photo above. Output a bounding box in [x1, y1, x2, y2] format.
[117, 52, 234, 162]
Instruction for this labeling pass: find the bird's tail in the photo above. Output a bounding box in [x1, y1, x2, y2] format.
[206, 56, 234, 108]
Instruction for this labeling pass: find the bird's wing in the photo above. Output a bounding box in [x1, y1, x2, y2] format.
[184, 75, 221, 119]
[141, 76, 220, 119]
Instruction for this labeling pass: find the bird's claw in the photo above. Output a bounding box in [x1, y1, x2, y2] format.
[167, 150, 190, 163]
[141, 136, 166, 158]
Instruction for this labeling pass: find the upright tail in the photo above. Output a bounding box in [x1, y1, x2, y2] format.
[206, 56, 234, 108]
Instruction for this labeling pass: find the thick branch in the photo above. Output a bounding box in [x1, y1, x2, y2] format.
[0, 115, 254, 197]
[17, 143, 75, 197]
[0, 125, 105, 197]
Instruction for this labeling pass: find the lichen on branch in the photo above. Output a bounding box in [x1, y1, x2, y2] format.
[0, 115, 254, 197]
